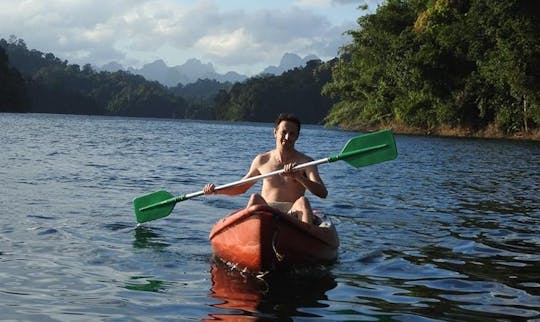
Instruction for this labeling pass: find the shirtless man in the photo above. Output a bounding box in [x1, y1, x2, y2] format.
[203, 113, 327, 224]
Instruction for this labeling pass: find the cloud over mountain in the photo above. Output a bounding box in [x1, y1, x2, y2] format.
[99, 53, 321, 86]
[0, 0, 382, 75]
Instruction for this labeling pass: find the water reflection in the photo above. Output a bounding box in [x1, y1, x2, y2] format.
[124, 276, 170, 292]
[206, 259, 337, 321]
[133, 225, 170, 249]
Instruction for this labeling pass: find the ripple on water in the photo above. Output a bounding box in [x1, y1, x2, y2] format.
[1, 114, 539, 321]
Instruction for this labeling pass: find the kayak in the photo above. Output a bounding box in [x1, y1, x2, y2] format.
[208, 204, 339, 273]
[209, 204, 339, 273]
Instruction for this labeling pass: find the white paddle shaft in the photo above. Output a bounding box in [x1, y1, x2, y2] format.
[183, 157, 330, 200]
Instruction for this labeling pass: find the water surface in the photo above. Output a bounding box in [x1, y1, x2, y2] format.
[1, 113, 539, 321]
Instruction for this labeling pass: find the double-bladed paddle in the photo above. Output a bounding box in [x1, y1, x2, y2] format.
[133, 129, 397, 224]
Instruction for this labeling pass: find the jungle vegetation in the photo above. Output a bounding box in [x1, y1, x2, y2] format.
[1, 0, 539, 138]
[323, 0, 539, 137]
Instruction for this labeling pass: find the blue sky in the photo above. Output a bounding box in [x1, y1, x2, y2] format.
[0, 0, 384, 75]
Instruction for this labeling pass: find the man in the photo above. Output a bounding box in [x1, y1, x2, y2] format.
[203, 113, 327, 224]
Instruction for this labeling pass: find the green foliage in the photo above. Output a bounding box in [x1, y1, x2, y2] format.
[1, 36, 187, 118]
[2, 36, 333, 124]
[215, 59, 337, 124]
[324, 0, 540, 134]
[170, 79, 232, 119]
[0, 46, 29, 112]
[6, 0, 539, 137]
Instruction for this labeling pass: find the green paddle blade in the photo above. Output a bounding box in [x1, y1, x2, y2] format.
[134, 190, 178, 224]
[329, 130, 397, 167]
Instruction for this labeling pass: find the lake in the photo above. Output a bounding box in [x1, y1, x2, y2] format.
[1, 113, 539, 321]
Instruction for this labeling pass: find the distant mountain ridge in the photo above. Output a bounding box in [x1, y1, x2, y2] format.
[98, 53, 320, 87]
[262, 53, 320, 75]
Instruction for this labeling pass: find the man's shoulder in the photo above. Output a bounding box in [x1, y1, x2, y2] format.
[254, 150, 273, 163]
[295, 150, 313, 162]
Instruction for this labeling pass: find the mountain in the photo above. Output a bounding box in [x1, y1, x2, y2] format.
[261, 53, 320, 75]
[176, 58, 246, 84]
[100, 61, 124, 73]
[99, 53, 320, 86]
[127, 59, 186, 86]
[99, 58, 247, 87]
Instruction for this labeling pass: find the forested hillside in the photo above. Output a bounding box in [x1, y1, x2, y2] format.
[1, 37, 187, 118]
[169, 79, 233, 120]
[0, 46, 28, 112]
[323, 0, 540, 136]
[1, 37, 333, 123]
[2, 0, 539, 138]
[212, 59, 336, 124]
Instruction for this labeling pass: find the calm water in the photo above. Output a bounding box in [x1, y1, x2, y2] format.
[1, 113, 539, 321]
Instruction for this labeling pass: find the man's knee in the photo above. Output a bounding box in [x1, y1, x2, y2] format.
[289, 197, 314, 224]
[248, 193, 266, 205]
[250, 193, 263, 200]
[296, 196, 311, 209]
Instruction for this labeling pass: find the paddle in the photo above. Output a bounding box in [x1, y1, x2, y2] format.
[133, 129, 397, 224]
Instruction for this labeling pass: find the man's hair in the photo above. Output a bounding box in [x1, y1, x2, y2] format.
[274, 113, 301, 133]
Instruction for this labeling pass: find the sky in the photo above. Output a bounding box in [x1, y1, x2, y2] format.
[0, 0, 384, 75]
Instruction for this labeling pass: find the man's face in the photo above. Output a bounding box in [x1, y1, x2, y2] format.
[274, 120, 299, 149]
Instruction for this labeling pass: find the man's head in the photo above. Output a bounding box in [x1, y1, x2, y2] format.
[274, 113, 301, 150]
[274, 113, 301, 133]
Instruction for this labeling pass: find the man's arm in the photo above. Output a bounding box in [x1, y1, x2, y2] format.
[284, 162, 328, 198]
[204, 155, 262, 196]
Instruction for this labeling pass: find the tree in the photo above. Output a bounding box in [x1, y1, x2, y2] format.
[0, 46, 28, 112]
[1, 36, 188, 118]
[323, 0, 419, 129]
[470, 0, 540, 133]
[323, 0, 539, 134]
[215, 59, 336, 124]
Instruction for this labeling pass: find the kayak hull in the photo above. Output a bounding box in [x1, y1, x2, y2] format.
[209, 204, 339, 273]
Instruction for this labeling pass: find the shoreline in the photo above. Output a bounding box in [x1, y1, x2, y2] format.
[341, 122, 540, 141]
[3, 111, 539, 141]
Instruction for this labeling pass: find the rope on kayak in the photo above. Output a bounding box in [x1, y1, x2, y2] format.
[272, 230, 285, 262]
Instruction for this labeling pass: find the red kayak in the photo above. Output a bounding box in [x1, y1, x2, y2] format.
[209, 204, 339, 273]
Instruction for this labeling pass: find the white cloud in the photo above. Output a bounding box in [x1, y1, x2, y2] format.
[294, 0, 332, 7]
[195, 28, 252, 57]
[0, 0, 383, 75]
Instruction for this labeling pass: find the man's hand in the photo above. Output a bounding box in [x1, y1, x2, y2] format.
[282, 162, 296, 173]
[282, 162, 303, 180]
[203, 183, 216, 194]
